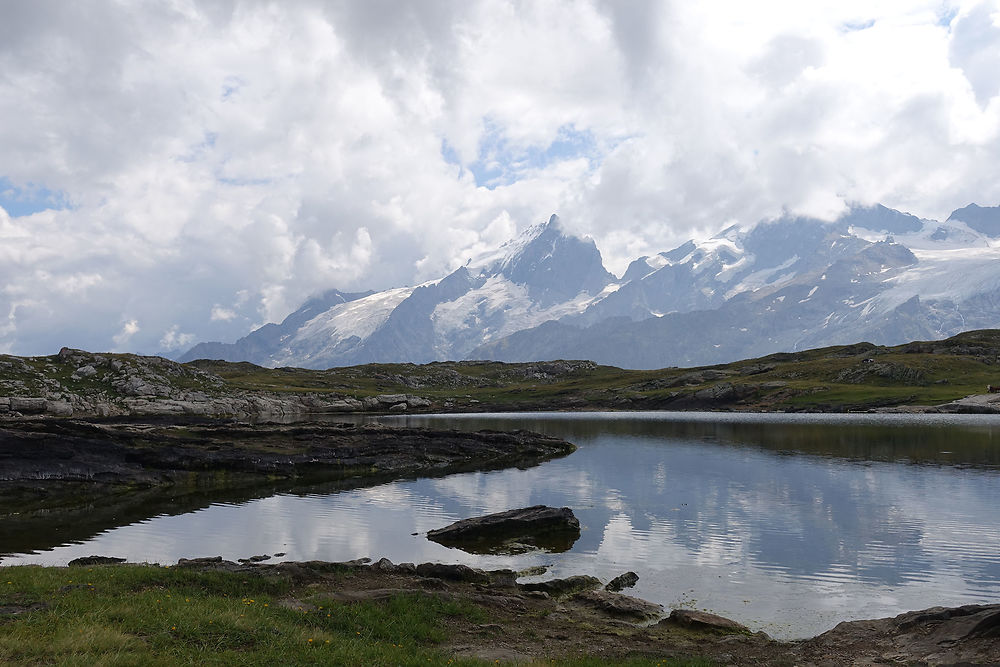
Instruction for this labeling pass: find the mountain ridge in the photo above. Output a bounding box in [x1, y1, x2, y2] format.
[181, 203, 1000, 370]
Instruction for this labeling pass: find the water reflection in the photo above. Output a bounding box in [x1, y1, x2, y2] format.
[3, 412, 999, 640]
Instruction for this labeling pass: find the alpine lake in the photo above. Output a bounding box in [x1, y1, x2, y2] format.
[4, 411, 999, 640]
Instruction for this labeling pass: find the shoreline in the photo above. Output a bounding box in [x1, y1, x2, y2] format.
[2, 556, 998, 665]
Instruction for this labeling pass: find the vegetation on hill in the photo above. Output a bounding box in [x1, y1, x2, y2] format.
[2, 330, 1000, 416]
[189, 329, 1000, 413]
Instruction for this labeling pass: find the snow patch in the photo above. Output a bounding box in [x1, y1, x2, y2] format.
[273, 286, 418, 365]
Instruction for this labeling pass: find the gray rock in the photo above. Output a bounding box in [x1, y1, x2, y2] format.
[389, 402, 408, 412]
[797, 603, 1000, 666]
[68, 555, 126, 567]
[74, 365, 98, 378]
[427, 505, 581, 554]
[520, 575, 601, 598]
[10, 397, 47, 414]
[45, 400, 73, 416]
[662, 608, 750, 633]
[605, 571, 639, 592]
[575, 589, 662, 621]
[414, 562, 490, 583]
[371, 557, 396, 572]
[406, 396, 432, 408]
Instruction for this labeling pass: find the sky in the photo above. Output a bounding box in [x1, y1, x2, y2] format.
[1, 0, 999, 357]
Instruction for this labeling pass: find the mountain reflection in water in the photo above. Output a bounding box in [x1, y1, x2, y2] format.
[3, 412, 999, 640]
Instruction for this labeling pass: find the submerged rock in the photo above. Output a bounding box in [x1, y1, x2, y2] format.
[427, 505, 581, 555]
[605, 571, 639, 592]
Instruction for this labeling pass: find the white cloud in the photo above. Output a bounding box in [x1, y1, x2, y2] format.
[159, 325, 195, 352]
[0, 0, 997, 355]
[113, 320, 140, 347]
[210, 306, 238, 322]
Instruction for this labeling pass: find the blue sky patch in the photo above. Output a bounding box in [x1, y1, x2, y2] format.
[443, 121, 600, 189]
[841, 19, 875, 32]
[937, 6, 959, 28]
[0, 178, 71, 217]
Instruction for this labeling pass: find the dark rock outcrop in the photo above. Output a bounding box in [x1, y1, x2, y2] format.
[605, 571, 639, 592]
[0, 421, 577, 495]
[796, 603, 1000, 666]
[67, 556, 126, 567]
[520, 575, 601, 598]
[427, 505, 581, 554]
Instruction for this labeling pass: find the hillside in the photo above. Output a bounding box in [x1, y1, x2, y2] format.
[6, 330, 1000, 418]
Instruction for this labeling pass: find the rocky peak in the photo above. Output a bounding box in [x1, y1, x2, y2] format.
[839, 203, 923, 234]
[495, 215, 615, 304]
[947, 203, 1000, 237]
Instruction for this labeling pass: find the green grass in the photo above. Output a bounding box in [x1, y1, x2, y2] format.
[0, 565, 711, 666]
[8, 329, 1000, 414]
[0, 565, 473, 665]
[186, 331, 1000, 412]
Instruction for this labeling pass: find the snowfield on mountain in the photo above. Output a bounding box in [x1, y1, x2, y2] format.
[181, 204, 1000, 370]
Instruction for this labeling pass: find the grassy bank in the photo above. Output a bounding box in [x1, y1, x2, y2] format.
[194, 329, 1000, 412]
[5, 329, 1000, 415]
[0, 563, 712, 666]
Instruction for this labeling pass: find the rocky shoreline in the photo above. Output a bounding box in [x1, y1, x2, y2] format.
[23, 555, 994, 666]
[0, 418, 575, 497]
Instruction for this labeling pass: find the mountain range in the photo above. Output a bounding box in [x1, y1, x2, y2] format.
[180, 204, 1000, 370]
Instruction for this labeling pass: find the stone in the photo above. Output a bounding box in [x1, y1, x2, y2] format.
[663, 608, 750, 633]
[74, 365, 98, 378]
[376, 394, 409, 405]
[10, 397, 47, 414]
[427, 505, 581, 554]
[45, 400, 73, 416]
[605, 571, 639, 592]
[414, 563, 490, 583]
[371, 557, 396, 572]
[484, 569, 518, 588]
[406, 396, 432, 408]
[574, 590, 663, 621]
[68, 555, 126, 567]
[389, 402, 408, 412]
[237, 554, 272, 564]
[520, 575, 601, 598]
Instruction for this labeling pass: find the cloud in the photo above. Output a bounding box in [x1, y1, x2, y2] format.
[210, 306, 238, 322]
[113, 320, 140, 347]
[159, 325, 195, 352]
[0, 0, 998, 355]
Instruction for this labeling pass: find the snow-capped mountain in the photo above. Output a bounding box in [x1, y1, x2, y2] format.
[474, 204, 1000, 368]
[180, 215, 616, 367]
[181, 204, 1000, 370]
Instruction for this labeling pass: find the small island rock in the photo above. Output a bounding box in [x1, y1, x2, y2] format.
[427, 505, 581, 555]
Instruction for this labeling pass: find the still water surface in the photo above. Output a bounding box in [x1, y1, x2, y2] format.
[5, 412, 1000, 639]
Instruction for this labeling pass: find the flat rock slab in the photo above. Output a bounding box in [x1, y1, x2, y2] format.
[662, 609, 751, 634]
[574, 590, 663, 621]
[520, 575, 601, 598]
[795, 603, 1000, 666]
[427, 505, 581, 555]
